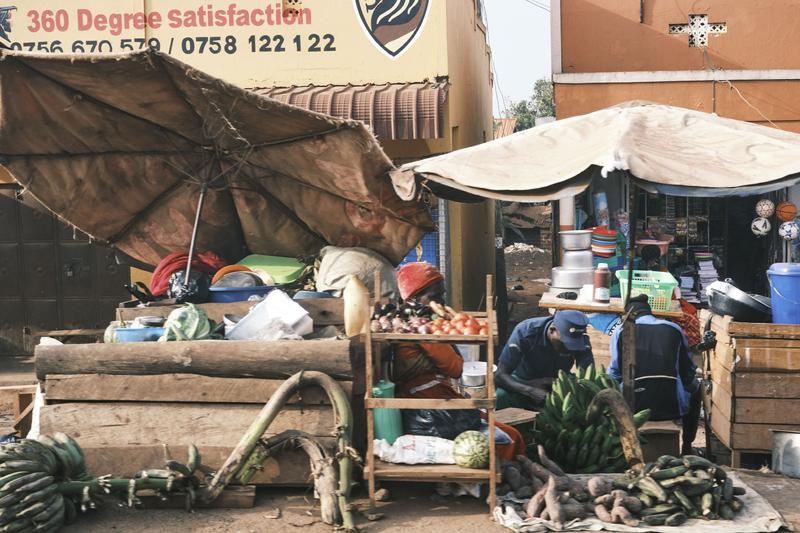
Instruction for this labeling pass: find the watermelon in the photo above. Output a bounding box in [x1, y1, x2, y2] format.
[453, 430, 489, 469]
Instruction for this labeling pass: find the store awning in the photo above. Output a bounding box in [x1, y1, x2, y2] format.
[254, 82, 448, 141]
[391, 101, 800, 202]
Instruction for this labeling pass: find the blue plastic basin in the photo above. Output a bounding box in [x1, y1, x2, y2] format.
[208, 285, 278, 303]
[115, 327, 165, 343]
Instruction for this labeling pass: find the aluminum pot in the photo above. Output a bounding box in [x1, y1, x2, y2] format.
[562, 250, 594, 269]
[551, 266, 595, 289]
[772, 429, 800, 478]
[560, 230, 592, 250]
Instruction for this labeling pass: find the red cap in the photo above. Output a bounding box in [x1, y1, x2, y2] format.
[396, 262, 444, 300]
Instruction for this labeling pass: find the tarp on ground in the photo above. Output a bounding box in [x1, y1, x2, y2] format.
[0, 50, 434, 266]
[391, 101, 800, 202]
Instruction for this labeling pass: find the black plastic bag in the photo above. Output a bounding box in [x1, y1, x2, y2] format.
[402, 408, 481, 440]
[168, 270, 211, 304]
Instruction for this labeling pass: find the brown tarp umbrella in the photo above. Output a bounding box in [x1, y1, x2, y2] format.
[0, 50, 434, 266]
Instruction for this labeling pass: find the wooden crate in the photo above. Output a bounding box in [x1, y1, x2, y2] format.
[703, 311, 800, 463]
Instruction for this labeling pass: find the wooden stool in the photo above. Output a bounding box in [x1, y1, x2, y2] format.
[496, 408, 537, 442]
[640, 420, 681, 461]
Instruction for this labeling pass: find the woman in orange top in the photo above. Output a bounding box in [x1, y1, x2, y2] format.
[392, 262, 525, 460]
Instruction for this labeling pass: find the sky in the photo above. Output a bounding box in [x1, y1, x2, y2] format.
[484, 0, 552, 116]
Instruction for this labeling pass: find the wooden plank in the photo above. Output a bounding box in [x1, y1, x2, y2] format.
[711, 343, 735, 373]
[117, 298, 344, 326]
[728, 321, 800, 340]
[365, 461, 500, 482]
[40, 403, 336, 447]
[538, 293, 683, 318]
[44, 374, 354, 404]
[41, 328, 105, 338]
[729, 422, 800, 451]
[730, 345, 800, 372]
[496, 408, 537, 426]
[710, 403, 733, 448]
[640, 420, 681, 435]
[734, 372, 800, 398]
[81, 444, 332, 486]
[736, 338, 800, 349]
[137, 485, 255, 509]
[365, 398, 493, 409]
[711, 379, 733, 422]
[35, 339, 355, 380]
[371, 332, 497, 343]
[733, 398, 800, 424]
[13, 402, 33, 437]
[710, 355, 733, 396]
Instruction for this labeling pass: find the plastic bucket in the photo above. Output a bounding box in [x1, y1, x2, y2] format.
[767, 263, 800, 325]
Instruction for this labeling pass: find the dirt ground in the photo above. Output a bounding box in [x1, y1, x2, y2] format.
[63, 484, 508, 533]
[503, 243, 552, 325]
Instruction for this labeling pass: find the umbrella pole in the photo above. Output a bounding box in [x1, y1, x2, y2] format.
[184, 183, 209, 284]
[621, 173, 638, 410]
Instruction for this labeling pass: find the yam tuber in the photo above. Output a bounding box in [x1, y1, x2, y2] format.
[611, 504, 640, 527]
[503, 465, 524, 491]
[544, 476, 565, 528]
[516, 485, 534, 499]
[594, 504, 615, 523]
[620, 496, 642, 514]
[587, 476, 612, 497]
[562, 502, 587, 520]
[537, 445, 566, 477]
[526, 487, 547, 518]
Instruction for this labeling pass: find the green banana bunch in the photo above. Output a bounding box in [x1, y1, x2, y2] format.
[0, 433, 90, 532]
[533, 365, 651, 474]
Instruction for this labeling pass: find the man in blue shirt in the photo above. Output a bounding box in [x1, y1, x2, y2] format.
[496, 311, 594, 410]
[608, 294, 701, 455]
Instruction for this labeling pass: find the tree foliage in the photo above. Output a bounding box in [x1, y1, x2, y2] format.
[507, 78, 555, 132]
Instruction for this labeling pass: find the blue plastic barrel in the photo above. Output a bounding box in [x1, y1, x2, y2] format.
[767, 263, 800, 324]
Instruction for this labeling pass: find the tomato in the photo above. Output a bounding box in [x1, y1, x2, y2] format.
[452, 313, 467, 322]
[433, 329, 444, 335]
[464, 326, 480, 336]
[479, 327, 489, 336]
[465, 318, 479, 329]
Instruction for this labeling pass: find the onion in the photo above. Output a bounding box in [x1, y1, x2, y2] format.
[417, 325, 431, 335]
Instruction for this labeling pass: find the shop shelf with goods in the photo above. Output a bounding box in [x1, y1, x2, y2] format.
[363, 274, 500, 513]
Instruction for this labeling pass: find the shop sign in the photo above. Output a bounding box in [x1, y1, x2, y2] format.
[0, 1, 441, 86]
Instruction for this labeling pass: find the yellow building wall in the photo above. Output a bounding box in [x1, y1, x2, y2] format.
[443, 0, 495, 311]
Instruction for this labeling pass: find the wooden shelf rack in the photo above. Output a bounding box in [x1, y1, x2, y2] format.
[364, 274, 499, 513]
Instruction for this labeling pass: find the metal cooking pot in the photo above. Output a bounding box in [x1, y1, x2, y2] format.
[772, 430, 800, 478]
[551, 266, 595, 289]
[560, 230, 592, 251]
[708, 280, 771, 323]
[562, 250, 594, 269]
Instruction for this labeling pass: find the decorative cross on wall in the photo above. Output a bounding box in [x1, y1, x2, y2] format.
[668, 14, 727, 48]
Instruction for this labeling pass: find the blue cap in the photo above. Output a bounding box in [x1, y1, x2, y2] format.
[553, 310, 590, 352]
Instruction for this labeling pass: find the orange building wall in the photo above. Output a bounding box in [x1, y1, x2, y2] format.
[560, 0, 800, 73]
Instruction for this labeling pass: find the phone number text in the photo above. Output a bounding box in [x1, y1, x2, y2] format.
[4, 34, 336, 55]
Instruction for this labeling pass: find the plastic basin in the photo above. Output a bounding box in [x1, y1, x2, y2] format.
[208, 285, 278, 303]
[115, 327, 165, 343]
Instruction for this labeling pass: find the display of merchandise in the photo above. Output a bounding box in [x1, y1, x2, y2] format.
[591, 227, 617, 257]
[695, 251, 718, 303]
